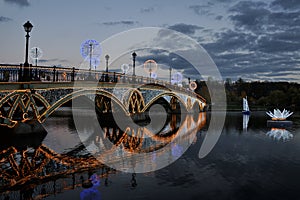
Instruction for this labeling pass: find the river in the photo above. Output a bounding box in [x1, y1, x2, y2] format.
[1, 111, 300, 200]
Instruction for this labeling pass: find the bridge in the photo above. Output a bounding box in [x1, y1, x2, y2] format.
[0, 64, 206, 130]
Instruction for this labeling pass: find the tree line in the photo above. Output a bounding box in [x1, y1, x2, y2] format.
[195, 78, 300, 111]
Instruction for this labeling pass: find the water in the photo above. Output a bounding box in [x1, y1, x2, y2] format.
[1, 111, 300, 200]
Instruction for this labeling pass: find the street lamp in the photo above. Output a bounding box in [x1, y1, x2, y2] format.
[132, 52, 137, 76]
[89, 43, 93, 71]
[105, 54, 109, 73]
[22, 21, 33, 81]
[105, 54, 109, 82]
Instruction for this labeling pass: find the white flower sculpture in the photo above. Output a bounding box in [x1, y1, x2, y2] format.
[266, 128, 293, 141]
[266, 109, 293, 121]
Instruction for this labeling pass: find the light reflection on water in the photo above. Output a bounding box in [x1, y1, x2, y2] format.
[1, 111, 300, 200]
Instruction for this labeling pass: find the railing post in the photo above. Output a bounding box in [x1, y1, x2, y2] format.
[71, 67, 75, 81]
[53, 65, 56, 82]
[34, 66, 38, 80]
[30, 64, 33, 80]
[19, 64, 23, 82]
[105, 72, 109, 82]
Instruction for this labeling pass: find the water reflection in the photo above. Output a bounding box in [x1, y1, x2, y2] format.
[81, 112, 207, 173]
[80, 174, 101, 200]
[0, 112, 206, 199]
[0, 144, 105, 199]
[243, 114, 249, 131]
[266, 128, 293, 141]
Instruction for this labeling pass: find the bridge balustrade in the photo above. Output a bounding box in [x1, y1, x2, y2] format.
[0, 64, 195, 92]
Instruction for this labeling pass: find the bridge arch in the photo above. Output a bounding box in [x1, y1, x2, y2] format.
[122, 89, 145, 114]
[142, 92, 189, 113]
[38, 89, 129, 123]
[0, 90, 50, 128]
[192, 101, 203, 113]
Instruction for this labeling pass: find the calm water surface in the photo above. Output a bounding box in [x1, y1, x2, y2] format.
[1, 111, 300, 200]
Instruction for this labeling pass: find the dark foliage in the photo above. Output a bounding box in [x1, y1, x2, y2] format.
[195, 78, 300, 111]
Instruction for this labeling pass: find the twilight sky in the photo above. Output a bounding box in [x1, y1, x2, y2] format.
[0, 0, 299, 82]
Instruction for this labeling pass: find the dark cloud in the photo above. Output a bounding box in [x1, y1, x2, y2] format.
[202, 26, 300, 81]
[229, 1, 300, 33]
[268, 12, 300, 29]
[206, 0, 300, 81]
[271, 0, 300, 10]
[0, 16, 12, 22]
[102, 21, 138, 26]
[168, 23, 203, 35]
[212, 0, 237, 2]
[183, 0, 300, 81]
[215, 15, 223, 20]
[140, 7, 154, 13]
[256, 33, 300, 53]
[204, 30, 257, 53]
[4, 0, 30, 7]
[188, 5, 212, 16]
[39, 58, 69, 64]
[229, 1, 270, 33]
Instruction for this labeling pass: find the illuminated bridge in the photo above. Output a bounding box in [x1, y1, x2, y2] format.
[0, 64, 206, 130]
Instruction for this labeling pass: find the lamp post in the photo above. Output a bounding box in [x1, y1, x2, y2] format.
[22, 21, 33, 81]
[105, 54, 109, 82]
[132, 52, 137, 76]
[89, 43, 93, 71]
[105, 54, 109, 73]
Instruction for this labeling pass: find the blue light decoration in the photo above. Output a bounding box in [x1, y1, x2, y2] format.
[172, 72, 183, 83]
[80, 39, 102, 70]
[151, 72, 157, 79]
[80, 39, 102, 59]
[80, 173, 101, 200]
[92, 57, 101, 70]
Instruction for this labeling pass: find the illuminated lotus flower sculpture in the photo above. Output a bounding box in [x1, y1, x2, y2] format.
[266, 128, 293, 141]
[266, 109, 293, 121]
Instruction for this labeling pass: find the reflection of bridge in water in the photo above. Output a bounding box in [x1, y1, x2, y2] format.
[0, 65, 206, 132]
[0, 112, 206, 199]
[0, 144, 106, 200]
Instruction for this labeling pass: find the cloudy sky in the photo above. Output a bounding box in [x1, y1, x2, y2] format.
[0, 0, 299, 82]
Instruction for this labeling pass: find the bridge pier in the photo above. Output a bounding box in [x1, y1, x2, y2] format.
[0, 122, 47, 150]
[0, 120, 46, 136]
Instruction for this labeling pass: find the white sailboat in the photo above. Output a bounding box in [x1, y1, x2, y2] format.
[242, 97, 250, 115]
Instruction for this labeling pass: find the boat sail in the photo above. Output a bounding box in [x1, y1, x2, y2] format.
[242, 97, 250, 115]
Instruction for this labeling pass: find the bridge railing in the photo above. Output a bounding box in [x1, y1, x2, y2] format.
[0, 64, 205, 102]
[0, 64, 75, 82]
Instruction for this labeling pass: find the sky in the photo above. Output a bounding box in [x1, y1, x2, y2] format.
[0, 0, 299, 82]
